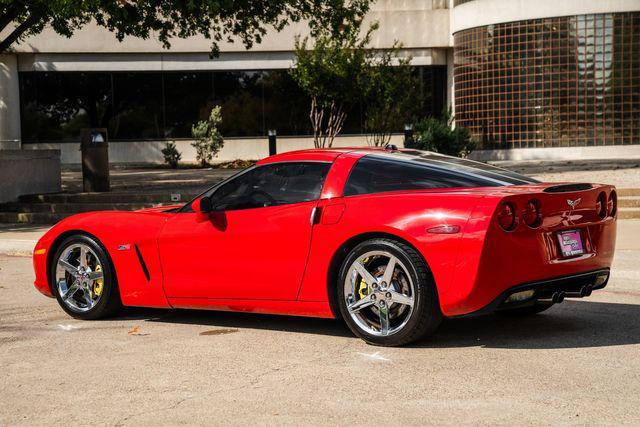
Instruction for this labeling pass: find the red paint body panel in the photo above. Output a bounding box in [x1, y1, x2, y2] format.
[33, 148, 617, 319]
[158, 201, 317, 300]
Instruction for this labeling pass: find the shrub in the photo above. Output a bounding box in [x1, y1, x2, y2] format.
[409, 108, 476, 158]
[191, 106, 224, 167]
[161, 142, 182, 168]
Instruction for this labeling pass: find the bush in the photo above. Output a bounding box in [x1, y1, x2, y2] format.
[191, 106, 224, 167]
[161, 142, 182, 168]
[409, 109, 476, 158]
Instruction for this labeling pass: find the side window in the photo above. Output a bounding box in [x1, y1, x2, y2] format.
[343, 155, 498, 196]
[211, 162, 331, 211]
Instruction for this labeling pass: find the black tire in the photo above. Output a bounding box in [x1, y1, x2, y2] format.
[497, 302, 554, 316]
[50, 234, 121, 320]
[337, 238, 442, 347]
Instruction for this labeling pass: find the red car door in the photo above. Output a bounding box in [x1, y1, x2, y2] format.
[158, 162, 330, 301]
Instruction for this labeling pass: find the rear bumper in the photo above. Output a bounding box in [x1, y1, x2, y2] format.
[450, 268, 610, 318]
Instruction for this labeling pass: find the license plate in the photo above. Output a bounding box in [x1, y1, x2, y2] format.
[557, 229, 585, 257]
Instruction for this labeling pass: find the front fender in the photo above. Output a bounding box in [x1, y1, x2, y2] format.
[33, 211, 173, 308]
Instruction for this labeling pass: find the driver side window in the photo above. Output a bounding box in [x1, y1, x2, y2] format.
[211, 162, 331, 211]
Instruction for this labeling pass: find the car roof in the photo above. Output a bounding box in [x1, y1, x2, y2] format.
[257, 147, 388, 165]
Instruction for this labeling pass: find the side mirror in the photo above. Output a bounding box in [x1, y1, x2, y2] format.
[193, 196, 212, 214]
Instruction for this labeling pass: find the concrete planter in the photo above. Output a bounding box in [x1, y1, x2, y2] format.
[0, 150, 61, 203]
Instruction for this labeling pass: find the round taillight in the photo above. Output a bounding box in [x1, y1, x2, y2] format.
[523, 199, 542, 228]
[608, 191, 617, 217]
[596, 192, 607, 219]
[497, 202, 517, 231]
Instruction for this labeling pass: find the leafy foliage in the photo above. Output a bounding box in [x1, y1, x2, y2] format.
[289, 21, 374, 148]
[408, 108, 476, 158]
[191, 106, 224, 167]
[0, 0, 372, 54]
[361, 45, 422, 146]
[161, 141, 181, 168]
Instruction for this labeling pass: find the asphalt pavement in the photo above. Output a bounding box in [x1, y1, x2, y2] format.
[1, 221, 639, 424]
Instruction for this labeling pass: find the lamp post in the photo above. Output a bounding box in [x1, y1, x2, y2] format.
[404, 123, 414, 147]
[268, 129, 277, 156]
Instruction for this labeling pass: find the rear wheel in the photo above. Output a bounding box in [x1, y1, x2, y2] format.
[50, 234, 121, 320]
[337, 238, 441, 347]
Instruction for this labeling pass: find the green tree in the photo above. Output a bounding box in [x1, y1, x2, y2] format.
[408, 108, 476, 158]
[361, 45, 422, 146]
[0, 0, 371, 54]
[191, 106, 224, 167]
[289, 22, 375, 148]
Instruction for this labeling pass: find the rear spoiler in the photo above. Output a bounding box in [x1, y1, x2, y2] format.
[543, 183, 593, 193]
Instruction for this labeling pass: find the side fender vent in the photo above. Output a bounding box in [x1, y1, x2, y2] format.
[134, 244, 151, 281]
[543, 183, 593, 193]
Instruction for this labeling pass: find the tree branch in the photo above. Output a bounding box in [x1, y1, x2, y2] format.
[0, 3, 22, 34]
[0, 12, 42, 53]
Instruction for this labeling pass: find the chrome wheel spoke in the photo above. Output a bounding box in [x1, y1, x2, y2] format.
[381, 256, 397, 286]
[389, 291, 414, 308]
[58, 259, 77, 275]
[62, 282, 80, 301]
[87, 270, 103, 281]
[353, 261, 377, 286]
[348, 297, 375, 313]
[379, 304, 390, 336]
[79, 246, 88, 269]
[83, 288, 94, 307]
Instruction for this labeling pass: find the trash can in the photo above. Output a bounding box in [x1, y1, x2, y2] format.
[80, 128, 110, 192]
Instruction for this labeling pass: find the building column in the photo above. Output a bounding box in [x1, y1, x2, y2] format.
[0, 54, 21, 149]
[446, 48, 455, 125]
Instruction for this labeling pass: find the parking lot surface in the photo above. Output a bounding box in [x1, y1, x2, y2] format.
[1, 222, 640, 425]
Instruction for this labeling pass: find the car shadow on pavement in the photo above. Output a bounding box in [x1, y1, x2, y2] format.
[425, 300, 640, 350]
[114, 299, 640, 348]
[121, 307, 355, 338]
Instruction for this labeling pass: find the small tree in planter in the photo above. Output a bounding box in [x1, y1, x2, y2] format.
[191, 106, 224, 167]
[290, 23, 375, 148]
[161, 141, 182, 168]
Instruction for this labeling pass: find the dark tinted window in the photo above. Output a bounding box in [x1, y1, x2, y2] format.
[211, 162, 330, 211]
[19, 66, 448, 142]
[344, 155, 505, 196]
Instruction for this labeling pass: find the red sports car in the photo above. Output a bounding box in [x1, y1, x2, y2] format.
[33, 148, 617, 346]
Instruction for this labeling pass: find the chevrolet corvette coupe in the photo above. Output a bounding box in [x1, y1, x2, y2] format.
[33, 147, 617, 346]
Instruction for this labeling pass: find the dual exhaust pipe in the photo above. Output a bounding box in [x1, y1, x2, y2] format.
[537, 285, 593, 304]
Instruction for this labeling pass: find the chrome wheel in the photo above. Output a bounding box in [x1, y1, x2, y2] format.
[55, 243, 104, 313]
[343, 250, 415, 337]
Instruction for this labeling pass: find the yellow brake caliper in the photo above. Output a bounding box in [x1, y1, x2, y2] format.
[357, 257, 370, 299]
[92, 264, 103, 298]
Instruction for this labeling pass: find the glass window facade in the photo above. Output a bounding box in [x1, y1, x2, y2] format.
[19, 66, 447, 143]
[454, 13, 640, 149]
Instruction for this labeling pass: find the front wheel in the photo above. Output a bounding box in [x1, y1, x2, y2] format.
[50, 234, 121, 320]
[337, 238, 442, 347]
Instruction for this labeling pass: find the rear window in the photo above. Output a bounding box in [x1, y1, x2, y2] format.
[344, 152, 536, 197]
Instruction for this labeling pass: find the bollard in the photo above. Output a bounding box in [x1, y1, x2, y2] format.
[404, 123, 414, 147]
[268, 129, 277, 156]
